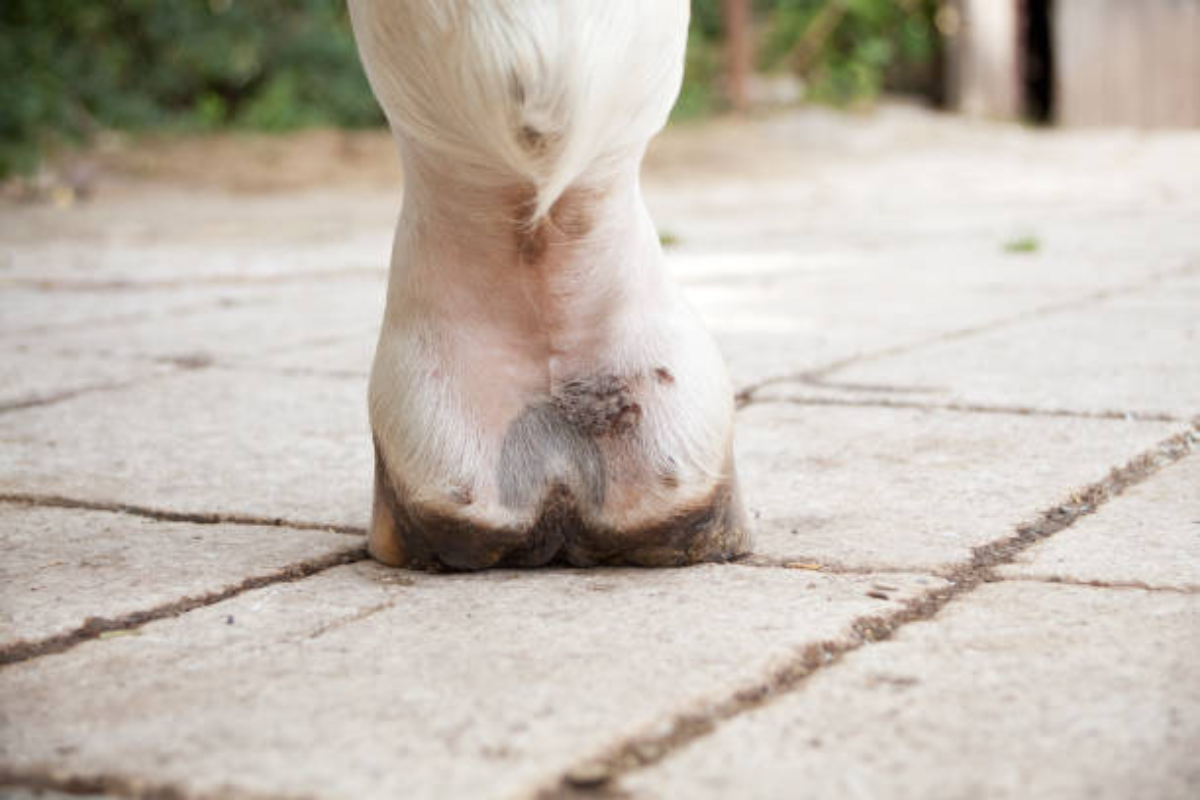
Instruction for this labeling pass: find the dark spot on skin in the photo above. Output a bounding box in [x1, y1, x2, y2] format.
[654, 367, 675, 385]
[552, 374, 641, 436]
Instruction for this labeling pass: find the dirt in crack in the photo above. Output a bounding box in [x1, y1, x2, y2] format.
[542, 421, 1198, 796]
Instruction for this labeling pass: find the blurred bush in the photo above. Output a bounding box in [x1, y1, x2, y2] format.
[758, 0, 940, 104]
[1, 0, 940, 176]
[680, 0, 940, 117]
[0, 0, 381, 176]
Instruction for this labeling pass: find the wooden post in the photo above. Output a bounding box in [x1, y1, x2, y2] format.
[951, 0, 1022, 119]
[1056, 0, 1200, 128]
[723, 0, 751, 113]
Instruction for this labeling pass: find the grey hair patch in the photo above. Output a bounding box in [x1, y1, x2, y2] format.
[498, 401, 606, 510]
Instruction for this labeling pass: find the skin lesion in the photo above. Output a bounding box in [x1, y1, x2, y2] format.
[551, 374, 642, 437]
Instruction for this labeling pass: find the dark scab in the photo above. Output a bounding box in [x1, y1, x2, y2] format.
[654, 367, 675, 385]
[552, 375, 641, 437]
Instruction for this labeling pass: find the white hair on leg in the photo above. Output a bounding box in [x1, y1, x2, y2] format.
[347, 0, 690, 220]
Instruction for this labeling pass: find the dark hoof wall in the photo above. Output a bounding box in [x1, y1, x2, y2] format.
[370, 451, 750, 571]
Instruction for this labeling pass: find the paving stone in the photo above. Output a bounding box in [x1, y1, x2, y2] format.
[624, 581, 1200, 800]
[0, 791, 109, 800]
[0, 504, 360, 650]
[245, 331, 376, 378]
[999, 453, 1200, 590]
[648, 107, 1200, 265]
[674, 247, 1195, 390]
[0, 370, 372, 529]
[0, 286, 251, 340]
[0, 563, 944, 799]
[0, 189, 396, 286]
[25, 278, 384, 367]
[735, 402, 1178, 570]
[766, 278, 1200, 418]
[0, 351, 167, 410]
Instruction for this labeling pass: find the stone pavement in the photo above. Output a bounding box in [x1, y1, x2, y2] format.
[1, 107, 1198, 799]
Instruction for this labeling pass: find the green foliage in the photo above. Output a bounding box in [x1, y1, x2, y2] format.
[2, 0, 942, 176]
[759, 0, 939, 104]
[0, 0, 382, 176]
[673, 20, 724, 121]
[679, 0, 939, 113]
[1003, 235, 1041, 255]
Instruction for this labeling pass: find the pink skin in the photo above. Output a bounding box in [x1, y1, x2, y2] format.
[385, 143, 671, 444]
[365, 115, 746, 566]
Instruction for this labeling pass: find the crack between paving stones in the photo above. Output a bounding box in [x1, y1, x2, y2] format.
[741, 393, 1184, 423]
[1000, 575, 1200, 595]
[733, 260, 1200, 407]
[0, 372, 179, 415]
[0, 493, 366, 536]
[733, 554, 926, 576]
[0, 295, 272, 340]
[210, 363, 370, 381]
[0, 545, 368, 667]
[539, 420, 1199, 797]
[29, 346, 369, 382]
[0, 767, 303, 800]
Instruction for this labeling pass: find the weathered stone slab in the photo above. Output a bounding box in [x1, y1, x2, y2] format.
[0, 504, 360, 650]
[625, 581, 1200, 800]
[765, 278, 1200, 418]
[25, 278, 384, 367]
[245, 332, 376, 378]
[0, 371, 372, 529]
[673, 248, 1196, 391]
[240, 245, 1177, 392]
[0, 790, 105, 800]
[0, 188, 396, 286]
[648, 105, 1200, 272]
[0, 286, 251, 340]
[0, 351, 167, 410]
[999, 452, 1200, 590]
[735, 402, 1177, 570]
[0, 563, 944, 799]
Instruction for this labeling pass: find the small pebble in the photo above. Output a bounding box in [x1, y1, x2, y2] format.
[564, 761, 613, 788]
